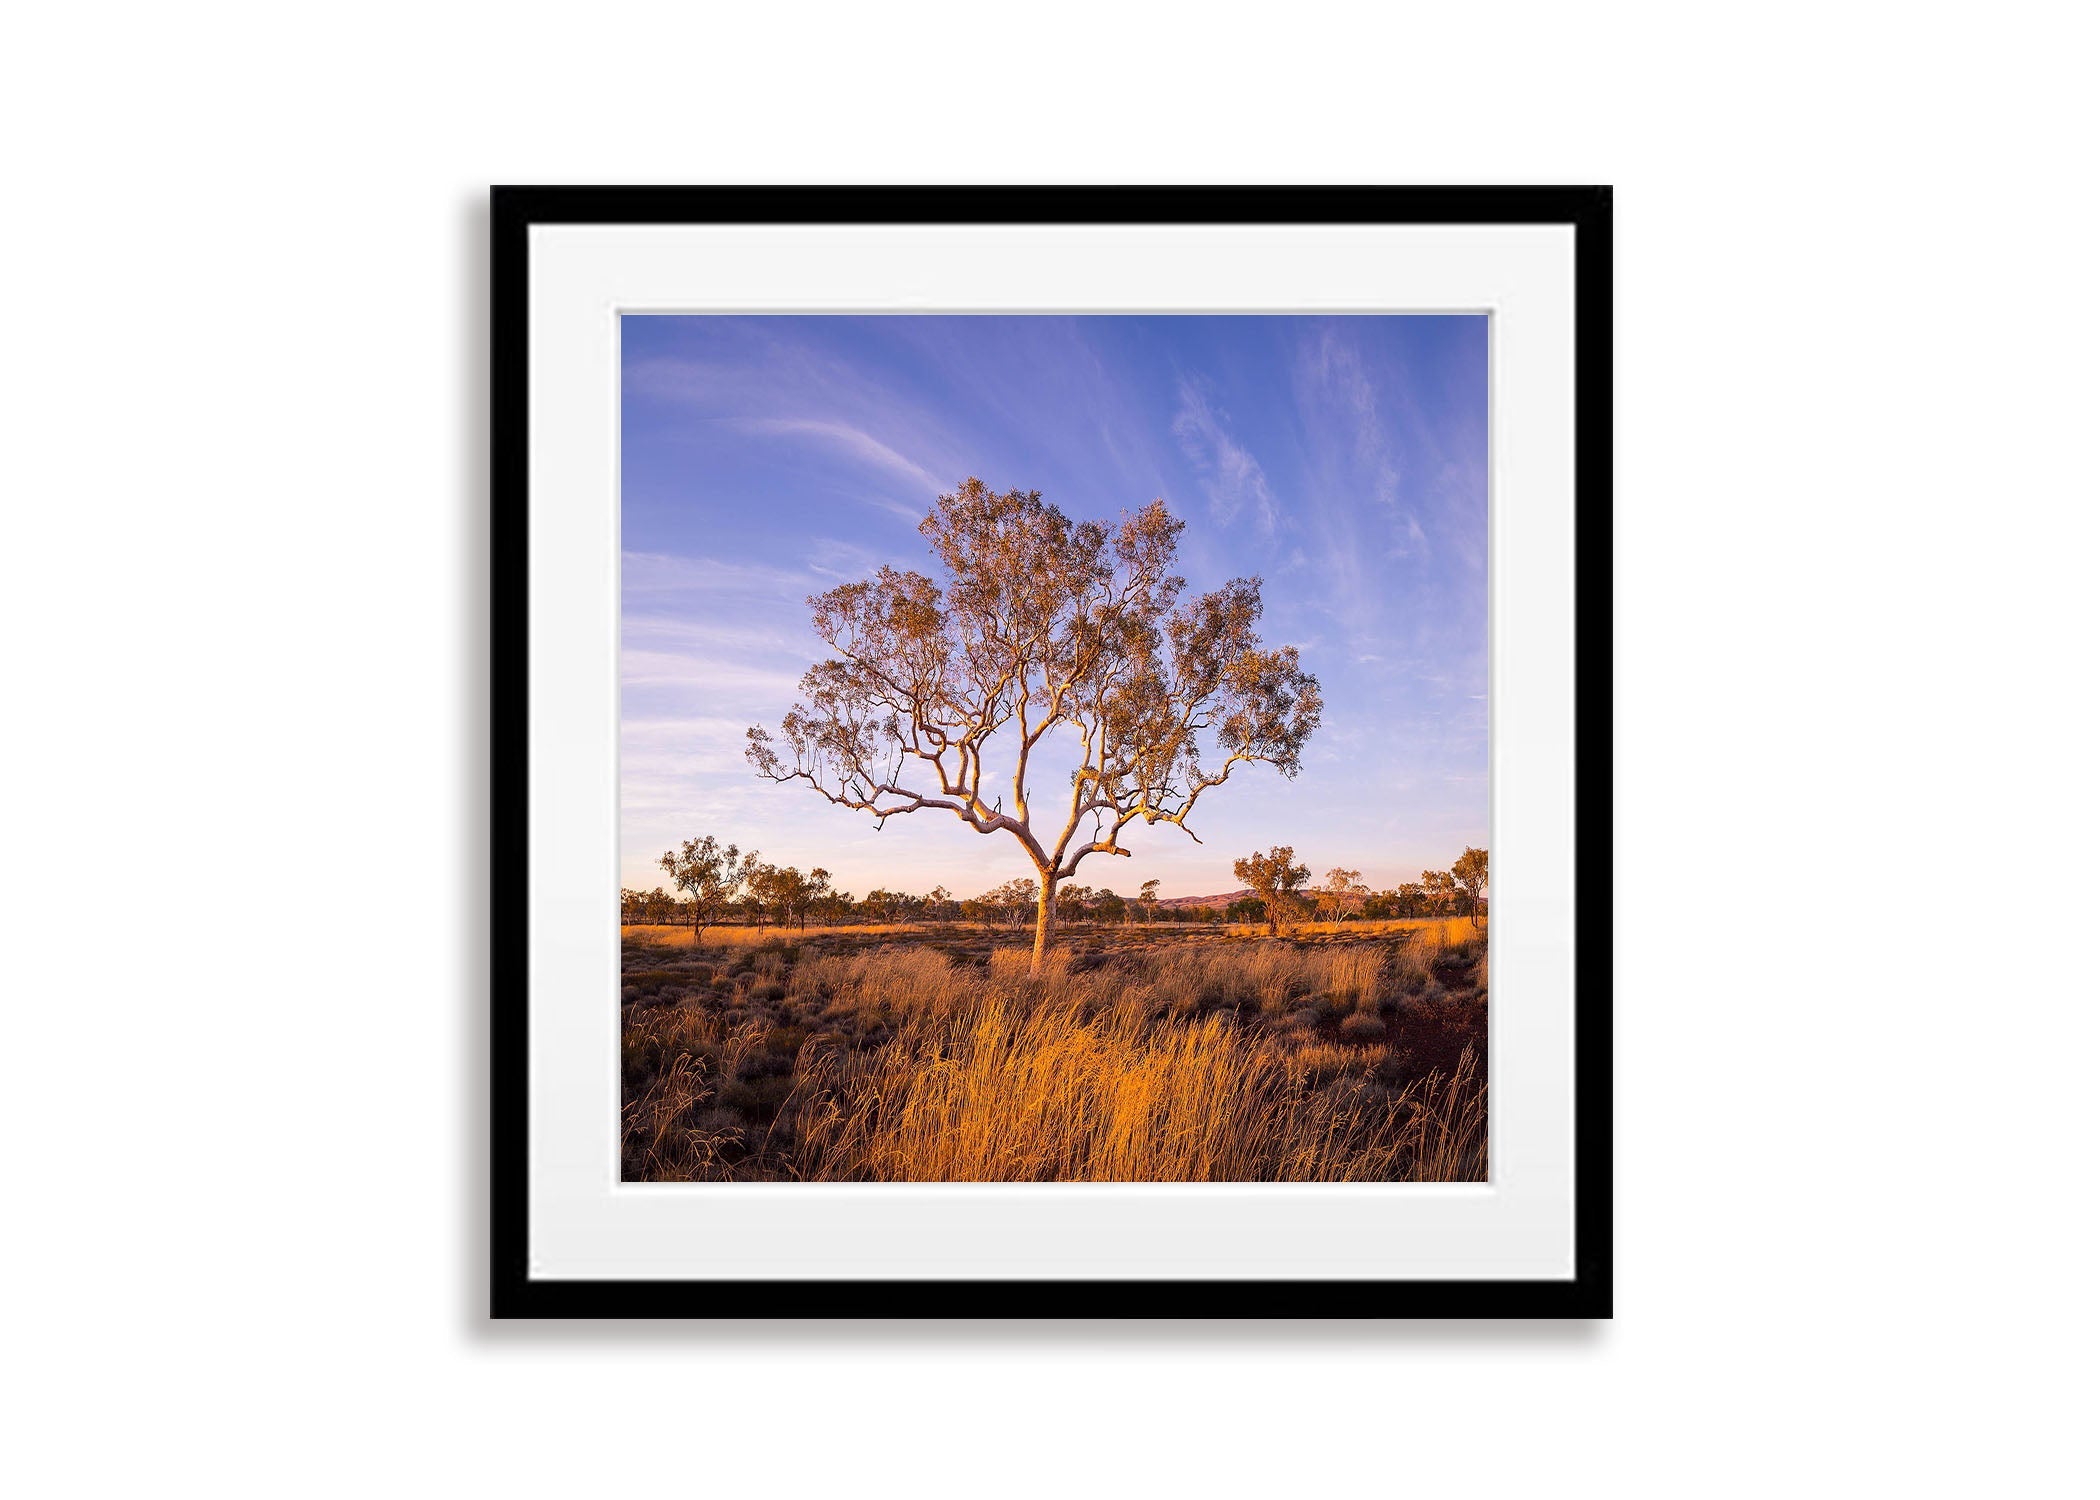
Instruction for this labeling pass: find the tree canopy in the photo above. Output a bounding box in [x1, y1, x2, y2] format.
[658, 835, 758, 939]
[1452, 846, 1488, 927]
[1316, 866, 1369, 922]
[748, 479, 1320, 967]
[1232, 845, 1313, 935]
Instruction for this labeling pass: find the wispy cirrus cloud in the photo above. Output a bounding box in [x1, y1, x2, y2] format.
[624, 330, 965, 524]
[621, 612, 806, 659]
[621, 353, 740, 406]
[619, 650, 805, 698]
[621, 550, 812, 600]
[1170, 380, 1280, 536]
[1302, 326, 1436, 562]
[713, 418, 944, 519]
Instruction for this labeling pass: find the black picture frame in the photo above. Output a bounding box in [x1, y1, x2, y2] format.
[491, 185, 1612, 1319]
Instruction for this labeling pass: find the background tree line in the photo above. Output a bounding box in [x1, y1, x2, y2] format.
[1229, 845, 1488, 933]
[629, 835, 1485, 935]
[625, 856, 1190, 932]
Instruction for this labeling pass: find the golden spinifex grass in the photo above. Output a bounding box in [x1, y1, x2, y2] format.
[624, 921, 934, 948]
[621, 925, 1487, 1183]
[790, 993, 1481, 1182]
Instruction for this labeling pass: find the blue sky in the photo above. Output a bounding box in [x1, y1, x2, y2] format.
[621, 315, 1487, 901]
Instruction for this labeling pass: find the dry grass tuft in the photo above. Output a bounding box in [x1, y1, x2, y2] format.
[621, 1053, 744, 1180]
[1315, 947, 1385, 1009]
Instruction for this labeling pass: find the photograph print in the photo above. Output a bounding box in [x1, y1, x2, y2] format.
[619, 313, 1489, 1183]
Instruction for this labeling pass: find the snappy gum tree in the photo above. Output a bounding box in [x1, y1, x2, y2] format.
[1233, 845, 1313, 935]
[1316, 866, 1368, 922]
[747, 479, 1322, 971]
[659, 835, 758, 941]
[1452, 846, 1489, 928]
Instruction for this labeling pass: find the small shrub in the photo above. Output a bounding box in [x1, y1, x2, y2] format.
[1339, 1012, 1385, 1043]
[1289, 1042, 1357, 1087]
[719, 1071, 794, 1116]
[733, 1046, 794, 1082]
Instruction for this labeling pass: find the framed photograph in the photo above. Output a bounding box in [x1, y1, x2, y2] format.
[491, 186, 1611, 1316]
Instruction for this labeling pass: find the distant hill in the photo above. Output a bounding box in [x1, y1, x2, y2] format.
[1155, 890, 1253, 910]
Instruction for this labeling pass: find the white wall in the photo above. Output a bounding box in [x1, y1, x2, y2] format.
[4, 5, 2093, 1496]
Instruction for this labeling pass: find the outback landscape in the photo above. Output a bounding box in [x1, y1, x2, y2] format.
[621, 902, 1487, 1183]
[621, 314, 1490, 1181]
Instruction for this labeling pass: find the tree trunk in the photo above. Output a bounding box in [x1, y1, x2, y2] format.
[1031, 871, 1059, 973]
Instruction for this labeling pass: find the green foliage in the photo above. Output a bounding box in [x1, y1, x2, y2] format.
[659, 835, 760, 936]
[1231, 845, 1312, 933]
[1451, 846, 1489, 926]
